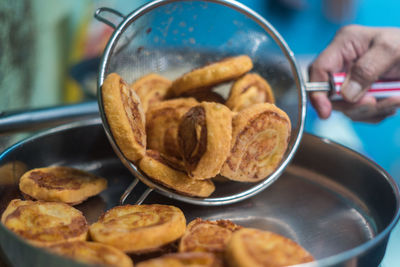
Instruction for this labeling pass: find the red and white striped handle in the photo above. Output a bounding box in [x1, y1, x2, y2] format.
[332, 72, 400, 99]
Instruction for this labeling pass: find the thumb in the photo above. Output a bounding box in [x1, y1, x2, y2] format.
[341, 38, 398, 103]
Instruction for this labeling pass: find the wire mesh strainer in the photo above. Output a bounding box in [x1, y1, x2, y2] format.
[95, 0, 306, 206]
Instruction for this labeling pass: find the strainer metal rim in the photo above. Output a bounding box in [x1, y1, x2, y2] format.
[96, 0, 307, 206]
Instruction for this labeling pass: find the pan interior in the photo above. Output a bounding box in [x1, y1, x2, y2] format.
[0, 120, 398, 266]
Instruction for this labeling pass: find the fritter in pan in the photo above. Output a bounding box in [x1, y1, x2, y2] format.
[225, 228, 314, 267]
[48, 241, 134, 267]
[19, 166, 107, 205]
[136, 252, 223, 267]
[1, 199, 88, 246]
[179, 218, 242, 258]
[89, 204, 186, 254]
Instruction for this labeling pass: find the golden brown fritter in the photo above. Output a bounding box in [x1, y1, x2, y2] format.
[48, 241, 133, 267]
[102, 72, 146, 162]
[178, 102, 232, 180]
[179, 218, 242, 258]
[19, 166, 107, 205]
[139, 150, 215, 197]
[221, 103, 291, 182]
[225, 228, 314, 267]
[89, 204, 186, 254]
[1, 199, 88, 246]
[169, 55, 253, 97]
[146, 98, 199, 160]
[226, 73, 275, 112]
[136, 252, 223, 267]
[131, 73, 172, 112]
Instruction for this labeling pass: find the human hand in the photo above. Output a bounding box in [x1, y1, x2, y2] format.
[309, 25, 400, 122]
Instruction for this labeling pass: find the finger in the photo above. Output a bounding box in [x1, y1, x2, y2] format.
[342, 37, 400, 102]
[308, 39, 344, 118]
[309, 92, 332, 118]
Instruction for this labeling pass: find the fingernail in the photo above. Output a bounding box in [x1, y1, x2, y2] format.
[343, 80, 362, 102]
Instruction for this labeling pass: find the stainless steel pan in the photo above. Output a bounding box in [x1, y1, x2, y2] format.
[0, 119, 398, 266]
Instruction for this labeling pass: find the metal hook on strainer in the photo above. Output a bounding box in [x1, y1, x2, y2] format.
[95, 0, 400, 206]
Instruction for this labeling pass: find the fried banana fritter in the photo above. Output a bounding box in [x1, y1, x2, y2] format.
[19, 166, 107, 205]
[89, 204, 186, 254]
[1, 199, 88, 246]
[225, 228, 314, 267]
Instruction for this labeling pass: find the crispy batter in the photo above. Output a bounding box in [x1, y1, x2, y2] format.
[1, 199, 88, 246]
[131, 73, 172, 112]
[146, 98, 199, 160]
[136, 252, 223, 267]
[178, 102, 232, 180]
[48, 241, 133, 267]
[89, 204, 186, 254]
[102, 73, 146, 162]
[179, 218, 242, 258]
[221, 103, 291, 182]
[225, 228, 314, 267]
[226, 73, 275, 112]
[19, 166, 107, 205]
[169, 55, 253, 97]
[139, 150, 215, 197]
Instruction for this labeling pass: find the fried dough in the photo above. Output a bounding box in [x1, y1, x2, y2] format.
[48, 241, 133, 267]
[146, 98, 199, 160]
[225, 228, 314, 267]
[226, 73, 275, 112]
[131, 73, 172, 112]
[179, 218, 242, 258]
[178, 102, 232, 180]
[136, 252, 223, 267]
[19, 166, 107, 205]
[89, 204, 186, 254]
[169, 55, 253, 96]
[1, 199, 88, 246]
[102, 72, 146, 162]
[221, 103, 291, 182]
[139, 150, 215, 197]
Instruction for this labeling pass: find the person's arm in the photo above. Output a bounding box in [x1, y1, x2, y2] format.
[309, 25, 400, 122]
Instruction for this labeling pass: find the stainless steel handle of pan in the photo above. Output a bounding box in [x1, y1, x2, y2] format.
[0, 101, 99, 135]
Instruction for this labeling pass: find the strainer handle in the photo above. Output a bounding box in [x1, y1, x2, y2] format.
[306, 72, 400, 100]
[94, 7, 125, 29]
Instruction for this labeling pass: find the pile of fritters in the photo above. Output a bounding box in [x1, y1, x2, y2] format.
[102, 55, 292, 197]
[1, 166, 136, 267]
[3, 167, 314, 267]
[2, 199, 314, 266]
